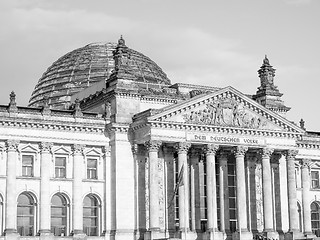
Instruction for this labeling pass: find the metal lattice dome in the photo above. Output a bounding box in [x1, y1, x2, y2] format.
[29, 39, 171, 109]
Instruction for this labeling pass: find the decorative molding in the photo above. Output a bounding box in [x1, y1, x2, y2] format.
[72, 144, 85, 155]
[203, 144, 219, 155]
[5, 140, 19, 152]
[286, 149, 299, 160]
[39, 142, 53, 154]
[260, 148, 274, 158]
[301, 159, 312, 169]
[145, 140, 162, 152]
[232, 146, 248, 157]
[174, 142, 191, 154]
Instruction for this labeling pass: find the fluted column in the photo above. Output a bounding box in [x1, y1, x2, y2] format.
[218, 151, 228, 233]
[301, 159, 313, 235]
[146, 140, 162, 231]
[233, 146, 250, 234]
[261, 148, 274, 232]
[72, 144, 85, 234]
[204, 144, 219, 232]
[189, 148, 200, 231]
[39, 142, 53, 234]
[5, 140, 19, 234]
[286, 149, 299, 232]
[174, 142, 191, 232]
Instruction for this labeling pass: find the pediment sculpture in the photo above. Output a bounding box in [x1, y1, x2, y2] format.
[183, 98, 267, 129]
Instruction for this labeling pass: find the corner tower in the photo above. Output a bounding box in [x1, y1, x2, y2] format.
[253, 55, 290, 117]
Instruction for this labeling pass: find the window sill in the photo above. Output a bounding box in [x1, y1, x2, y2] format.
[82, 179, 105, 183]
[17, 176, 41, 180]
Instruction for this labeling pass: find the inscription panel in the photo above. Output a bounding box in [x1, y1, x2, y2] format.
[186, 133, 266, 146]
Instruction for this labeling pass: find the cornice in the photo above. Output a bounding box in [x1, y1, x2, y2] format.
[0, 117, 105, 133]
[147, 121, 301, 139]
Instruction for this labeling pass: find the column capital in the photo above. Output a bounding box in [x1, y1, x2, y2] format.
[260, 148, 274, 158]
[174, 142, 191, 154]
[203, 144, 219, 156]
[39, 142, 53, 153]
[286, 149, 299, 160]
[217, 149, 229, 161]
[5, 140, 19, 152]
[301, 159, 312, 169]
[72, 144, 85, 155]
[232, 146, 248, 157]
[145, 140, 162, 152]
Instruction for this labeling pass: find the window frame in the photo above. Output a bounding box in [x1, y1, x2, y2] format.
[54, 156, 67, 179]
[17, 192, 37, 236]
[83, 194, 100, 236]
[51, 194, 69, 236]
[21, 154, 34, 177]
[86, 157, 98, 180]
[311, 171, 320, 189]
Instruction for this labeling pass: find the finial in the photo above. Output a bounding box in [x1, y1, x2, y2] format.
[300, 118, 306, 130]
[263, 55, 269, 65]
[118, 35, 125, 46]
[8, 91, 18, 113]
[73, 98, 83, 117]
[10, 91, 16, 104]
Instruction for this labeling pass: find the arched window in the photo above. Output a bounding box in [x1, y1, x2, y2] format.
[51, 194, 68, 236]
[311, 202, 320, 236]
[83, 195, 99, 236]
[17, 192, 36, 236]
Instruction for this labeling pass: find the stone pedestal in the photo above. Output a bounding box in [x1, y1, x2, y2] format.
[4, 232, 20, 240]
[284, 231, 305, 240]
[207, 230, 224, 240]
[144, 230, 165, 240]
[72, 232, 87, 240]
[39, 230, 54, 240]
[263, 230, 279, 240]
[232, 230, 253, 240]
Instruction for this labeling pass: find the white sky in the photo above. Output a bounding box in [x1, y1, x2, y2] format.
[0, 0, 319, 131]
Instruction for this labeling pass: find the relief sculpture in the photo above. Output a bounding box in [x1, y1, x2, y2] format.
[183, 98, 266, 129]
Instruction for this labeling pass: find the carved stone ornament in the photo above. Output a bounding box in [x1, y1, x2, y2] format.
[145, 140, 162, 152]
[232, 146, 248, 157]
[203, 144, 219, 155]
[72, 144, 85, 155]
[301, 159, 312, 169]
[174, 142, 191, 154]
[39, 142, 53, 153]
[260, 148, 274, 158]
[6, 140, 19, 152]
[183, 97, 267, 129]
[286, 149, 299, 160]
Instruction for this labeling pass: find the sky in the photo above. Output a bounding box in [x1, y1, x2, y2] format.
[0, 0, 319, 131]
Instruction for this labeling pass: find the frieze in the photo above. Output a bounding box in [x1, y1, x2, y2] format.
[184, 98, 267, 129]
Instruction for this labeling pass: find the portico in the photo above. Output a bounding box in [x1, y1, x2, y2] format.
[130, 86, 306, 240]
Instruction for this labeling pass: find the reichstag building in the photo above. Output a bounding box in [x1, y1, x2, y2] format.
[1, 37, 320, 240]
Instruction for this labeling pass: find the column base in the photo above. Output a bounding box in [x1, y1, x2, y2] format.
[180, 230, 197, 240]
[304, 232, 316, 239]
[72, 231, 87, 240]
[102, 230, 116, 240]
[39, 230, 54, 240]
[284, 231, 305, 240]
[206, 230, 225, 240]
[4, 231, 19, 240]
[144, 229, 166, 240]
[263, 230, 279, 240]
[232, 229, 253, 240]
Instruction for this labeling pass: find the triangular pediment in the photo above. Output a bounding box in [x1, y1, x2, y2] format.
[147, 86, 304, 133]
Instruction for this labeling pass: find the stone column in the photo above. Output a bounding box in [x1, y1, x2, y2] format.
[261, 148, 278, 238]
[301, 159, 313, 236]
[174, 142, 191, 232]
[5, 140, 19, 235]
[146, 140, 162, 232]
[286, 149, 299, 233]
[204, 144, 219, 232]
[232, 146, 252, 240]
[189, 148, 200, 232]
[218, 151, 228, 233]
[72, 144, 85, 237]
[39, 142, 53, 236]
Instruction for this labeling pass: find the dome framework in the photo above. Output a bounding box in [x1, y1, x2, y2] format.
[29, 38, 171, 109]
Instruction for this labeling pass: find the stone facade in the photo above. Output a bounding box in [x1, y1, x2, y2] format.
[1, 38, 320, 240]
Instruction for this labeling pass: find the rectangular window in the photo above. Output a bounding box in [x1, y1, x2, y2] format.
[22, 155, 34, 177]
[55, 156, 66, 178]
[87, 158, 97, 179]
[311, 171, 320, 189]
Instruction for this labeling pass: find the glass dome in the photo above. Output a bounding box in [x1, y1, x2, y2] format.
[29, 40, 171, 109]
